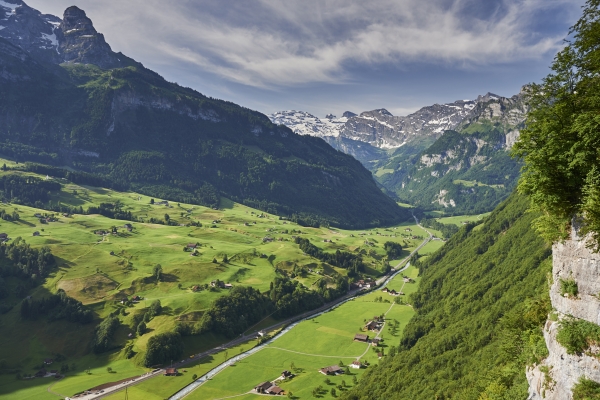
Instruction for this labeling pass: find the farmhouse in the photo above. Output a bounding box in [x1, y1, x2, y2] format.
[268, 386, 284, 395]
[255, 381, 273, 393]
[43, 358, 53, 365]
[365, 320, 380, 331]
[35, 368, 47, 378]
[281, 370, 293, 378]
[124, 223, 133, 231]
[381, 288, 388, 293]
[354, 334, 369, 342]
[403, 277, 413, 283]
[33, 231, 40, 236]
[319, 365, 343, 375]
[164, 368, 178, 376]
[371, 338, 381, 346]
[187, 243, 198, 249]
[350, 360, 362, 369]
[0, 233, 8, 241]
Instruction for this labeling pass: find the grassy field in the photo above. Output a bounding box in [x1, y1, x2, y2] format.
[0, 161, 435, 399]
[183, 265, 421, 400]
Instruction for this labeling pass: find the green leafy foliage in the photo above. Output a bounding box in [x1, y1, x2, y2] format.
[560, 278, 579, 298]
[556, 318, 600, 355]
[342, 193, 551, 400]
[573, 377, 600, 399]
[513, 0, 600, 249]
[295, 237, 365, 276]
[196, 286, 272, 338]
[143, 332, 184, 367]
[20, 289, 92, 323]
[383, 241, 403, 259]
[91, 316, 120, 354]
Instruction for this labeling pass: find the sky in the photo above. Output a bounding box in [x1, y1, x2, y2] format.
[27, 0, 585, 118]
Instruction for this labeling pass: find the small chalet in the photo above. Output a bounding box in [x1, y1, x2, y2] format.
[350, 360, 362, 369]
[354, 334, 369, 342]
[34, 213, 43, 218]
[224, 283, 233, 289]
[43, 358, 53, 365]
[281, 370, 293, 378]
[371, 338, 381, 346]
[258, 330, 267, 337]
[377, 352, 383, 359]
[255, 381, 273, 393]
[156, 201, 169, 206]
[0, 233, 8, 241]
[164, 368, 178, 376]
[388, 289, 398, 296]
[381, 288, 388, 293]
[268, 386, 284, 395]
[33, 231, 40, 236]
[124, 223, 133, 231]
[192, 285, 200, 292]
[262, 237, 274, 243]
[187, 243, 198, 249]
[365, 321, 379, 331]
[319, 365, 343, 375]
[35, 369, 47, 378]
[403, 277, 413, 283]
[132, 295, 141, 301]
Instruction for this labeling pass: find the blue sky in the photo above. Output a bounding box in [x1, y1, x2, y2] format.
[28, 0, 584, 117]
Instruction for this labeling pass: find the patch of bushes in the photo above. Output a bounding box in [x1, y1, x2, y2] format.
[557, 318, 600, 355]
[560, 278, 579, 298]
[143, 332, 184, 367]
[573, 377, 600, 399]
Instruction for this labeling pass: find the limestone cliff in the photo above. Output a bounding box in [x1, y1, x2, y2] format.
[527, 228, 600, 399]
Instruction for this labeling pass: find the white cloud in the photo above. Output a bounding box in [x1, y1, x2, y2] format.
[26, 0, 581, 89]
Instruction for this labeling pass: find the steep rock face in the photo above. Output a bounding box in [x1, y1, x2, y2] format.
[56, 6, 126, 69]
[527, 230, 600, 399]
[0, 0, 62, 63]
[0, 2, 132, 68]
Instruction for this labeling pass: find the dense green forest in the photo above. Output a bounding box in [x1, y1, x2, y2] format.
[343, 193, 551, 399]
[0, 38, 409, 229]
[396, 127, 521, 215]
[514, 0, 600, 250]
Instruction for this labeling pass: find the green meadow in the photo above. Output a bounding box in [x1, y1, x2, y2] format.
[0, 162, 436, 399]
[183, 265, 421, 400]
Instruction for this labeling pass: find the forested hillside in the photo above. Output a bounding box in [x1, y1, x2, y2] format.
[0, 18, 408, 229]
[343, 193, 551, 399]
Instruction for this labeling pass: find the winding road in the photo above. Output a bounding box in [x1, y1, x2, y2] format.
[78, 218, 434, 400]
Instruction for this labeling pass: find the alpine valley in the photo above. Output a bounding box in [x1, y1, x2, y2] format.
[270, 91, 527, 214]
[1, 1, 599, 400]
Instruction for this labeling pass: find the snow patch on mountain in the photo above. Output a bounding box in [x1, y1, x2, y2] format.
[269, 110, 346, 138]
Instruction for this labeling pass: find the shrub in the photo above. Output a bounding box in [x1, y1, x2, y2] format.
[560, 278, 579, 298]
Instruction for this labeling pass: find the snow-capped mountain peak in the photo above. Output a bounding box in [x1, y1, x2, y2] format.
[269, 110, 346, 138]
[268, 93, 523, 151]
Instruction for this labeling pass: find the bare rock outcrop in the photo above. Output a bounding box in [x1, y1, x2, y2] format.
[528, 229, 600, 399]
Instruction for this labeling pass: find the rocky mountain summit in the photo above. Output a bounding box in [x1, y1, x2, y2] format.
[269, 96, 487, 151]
[0, 1, 132, 68]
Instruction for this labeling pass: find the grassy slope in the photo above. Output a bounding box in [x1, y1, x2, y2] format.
[183, 265, 420, 400]
[0, 166, 431, 399]
[342, 193, 551, 400]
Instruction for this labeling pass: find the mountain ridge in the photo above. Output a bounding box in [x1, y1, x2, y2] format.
[0, 1, 410, 229]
